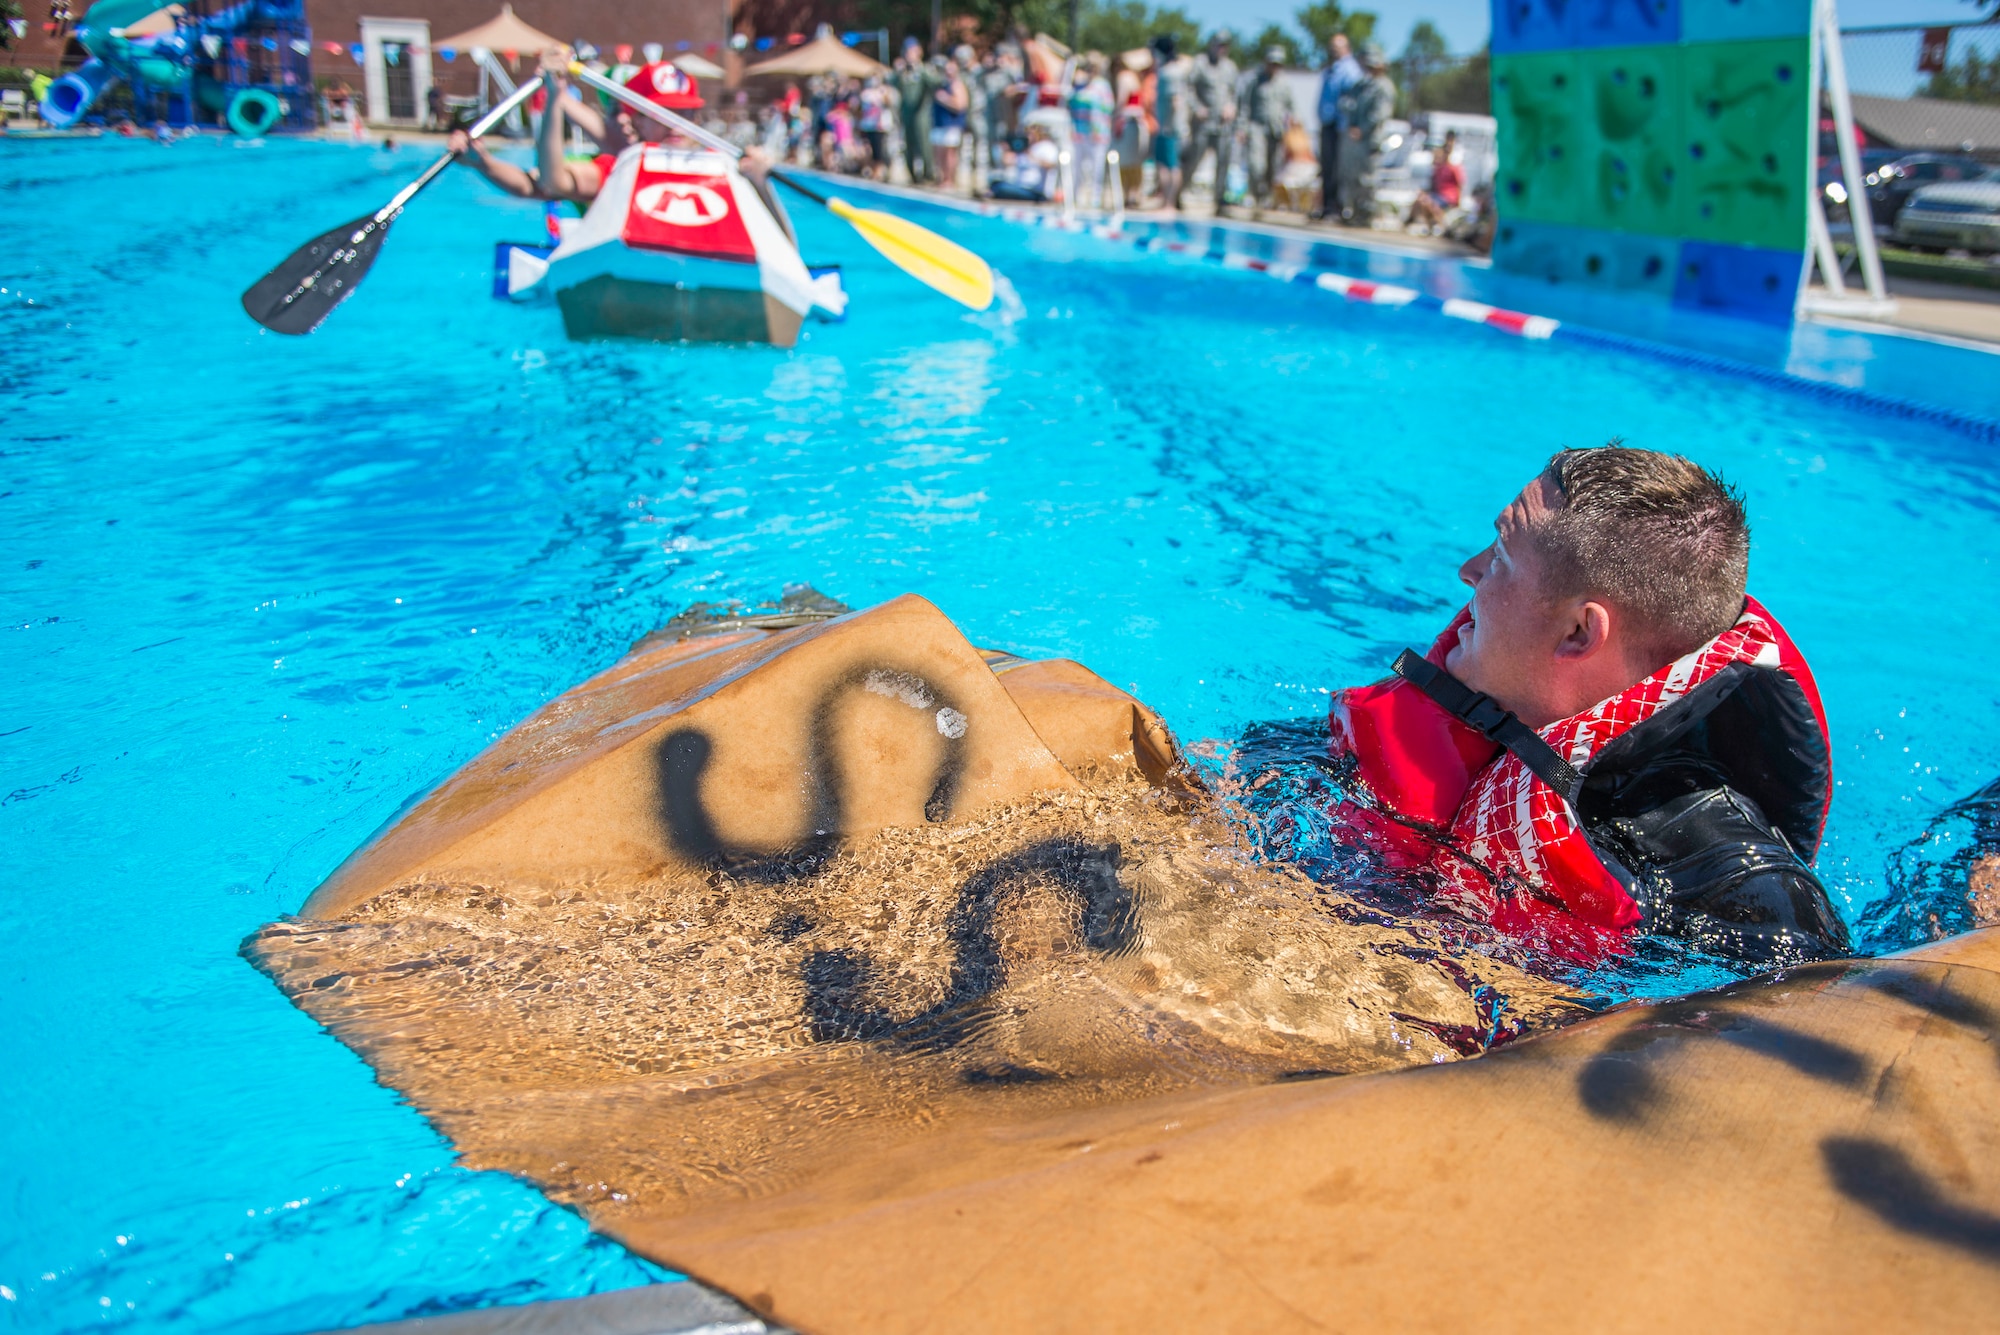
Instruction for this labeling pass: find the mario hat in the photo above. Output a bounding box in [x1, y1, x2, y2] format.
[623, 61, 703, 110]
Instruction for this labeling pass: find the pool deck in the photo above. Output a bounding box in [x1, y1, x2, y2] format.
[1805, 274, 2000, 349]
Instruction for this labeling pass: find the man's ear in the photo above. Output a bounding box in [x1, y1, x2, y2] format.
[1553, 599, 1613, 662]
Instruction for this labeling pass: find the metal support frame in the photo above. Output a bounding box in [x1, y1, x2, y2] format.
[473, 47, 528, 135]
[1799, 0, 1894, 318]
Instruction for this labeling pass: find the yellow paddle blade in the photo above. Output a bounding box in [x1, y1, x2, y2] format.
[827, 197, 995, 312]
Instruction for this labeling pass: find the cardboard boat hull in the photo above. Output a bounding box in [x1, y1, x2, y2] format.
[554, 273, 805, 348]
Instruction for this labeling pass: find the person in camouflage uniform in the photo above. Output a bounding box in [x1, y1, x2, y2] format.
[1242, 46, 1296, 213]
[895, 38, 943, 184]
[1334, 42, 1395, 225]
[958, 46, 990, 179]
[1182, 30, 1238, 213]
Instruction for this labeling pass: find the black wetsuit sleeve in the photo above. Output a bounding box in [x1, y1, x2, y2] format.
[1594, 783, 1851, 966]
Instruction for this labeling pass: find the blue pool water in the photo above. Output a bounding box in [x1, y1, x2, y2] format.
[4, 134, 1998, 1333]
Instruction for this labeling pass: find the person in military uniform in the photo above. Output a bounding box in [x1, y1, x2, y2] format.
[1334, 42, 1395, 225]
[895, 38, 943, 184]
[1182, 29, 1239, 214]
[1242, 46, 1296, 215]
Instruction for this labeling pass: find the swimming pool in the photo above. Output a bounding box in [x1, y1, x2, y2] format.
[4, 133, 1997, 1333]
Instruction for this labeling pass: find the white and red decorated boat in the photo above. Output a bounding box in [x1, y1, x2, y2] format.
[501, 141, 846, 347]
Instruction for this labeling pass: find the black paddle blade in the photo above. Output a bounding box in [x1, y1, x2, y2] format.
[241, 212, 392, 335]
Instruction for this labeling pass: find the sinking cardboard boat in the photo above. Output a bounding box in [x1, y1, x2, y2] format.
[254, 595, 2000, 1333]
[499, 144, 846, 348]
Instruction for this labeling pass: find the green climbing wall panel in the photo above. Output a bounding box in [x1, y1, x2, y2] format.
[1490, 3, 1810, 323]
[1579, 44, 1686, 236]
[1495, 51, 1583, 226]
[1679, 37, 1810, 251]
[1494, 36, 1806, 248]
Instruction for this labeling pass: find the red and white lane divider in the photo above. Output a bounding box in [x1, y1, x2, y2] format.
[1440, 298, 1560, 339]
[975, 205, 1560, 340]
[1314, 271, 1421, 307]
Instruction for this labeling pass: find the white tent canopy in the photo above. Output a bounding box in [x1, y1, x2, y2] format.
[673, 51, 724, 79]
[745, 32, 885, 80]
[436, 4, 559, 55]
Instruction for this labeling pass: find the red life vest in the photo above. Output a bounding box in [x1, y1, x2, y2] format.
[620, 153, 758, 263]
[1329, 597, 1831, 962]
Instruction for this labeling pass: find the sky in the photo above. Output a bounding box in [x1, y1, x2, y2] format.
[1175, 0, 1994, 57]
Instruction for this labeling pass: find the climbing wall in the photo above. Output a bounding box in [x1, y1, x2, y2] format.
[1490, 0, 1812, 321]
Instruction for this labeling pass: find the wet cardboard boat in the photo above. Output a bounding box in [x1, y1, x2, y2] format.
[252, 595, 2000, 1333]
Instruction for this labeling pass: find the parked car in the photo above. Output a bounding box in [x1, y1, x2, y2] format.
[1816, 148, 1899, 225]
[1894, 168, 2000, 254]
[1864, 153, 1987, 225]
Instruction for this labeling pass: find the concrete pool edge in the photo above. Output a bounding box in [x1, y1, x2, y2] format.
[813, 175, 2000, 440]
[298, 1278, 782, 1335]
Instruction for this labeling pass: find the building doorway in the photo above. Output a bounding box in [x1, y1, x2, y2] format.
[359, 18, 433, 126]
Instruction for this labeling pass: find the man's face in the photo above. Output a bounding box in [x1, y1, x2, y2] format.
[624, 109, 670, 143]
[1331, 34, 1351, 59]
[1445, 474, 1566, 715]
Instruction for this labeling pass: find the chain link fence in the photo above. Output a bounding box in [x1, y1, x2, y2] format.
[1840, 20, 2000, 162]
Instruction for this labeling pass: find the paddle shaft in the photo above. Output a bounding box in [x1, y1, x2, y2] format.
[567, 63, 828, 206]
[376, 74, 546, 224]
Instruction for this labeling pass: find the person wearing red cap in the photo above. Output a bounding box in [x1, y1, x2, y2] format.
[451, 50, 773, 207]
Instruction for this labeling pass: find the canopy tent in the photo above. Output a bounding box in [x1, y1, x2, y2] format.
[435, 3, 559, 56]
[744, 32, 885, 79]
[1022, 35, 1071, 86]
[110, 3, 184, 38]
[672, 51, 724, 79]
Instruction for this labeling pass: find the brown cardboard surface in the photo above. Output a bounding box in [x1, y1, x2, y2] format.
[637, 943, 2000, 1334]
[991, 657, 1184, 788]
[305, 595, 1081, 917]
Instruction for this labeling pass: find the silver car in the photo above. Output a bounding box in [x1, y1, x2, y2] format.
[1894, 167, 2000, 254]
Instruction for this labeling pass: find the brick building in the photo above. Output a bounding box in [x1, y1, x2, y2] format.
[4, 0, 731, 126]
[307, 0, 730, 124]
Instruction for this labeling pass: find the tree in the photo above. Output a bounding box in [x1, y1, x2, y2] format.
[1243, 21, 1307, 67]
[1412, 47, 1489, 114]
[1394, 20, 1448, 115]
[1923, 47, 2000, 105]
[841, 0, 1199, 54]
[1294, 1, 1377, 63]
[1396, 22, 1448, 87]
[1075, 0, 1200, 55]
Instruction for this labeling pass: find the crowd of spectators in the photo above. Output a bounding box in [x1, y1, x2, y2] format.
[732, 28, 1492, 249]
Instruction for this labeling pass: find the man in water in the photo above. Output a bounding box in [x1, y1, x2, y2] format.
[1182, 29, 1238, 215]
[1332, 446, 1850, 965]
[449, 51, 772, 208]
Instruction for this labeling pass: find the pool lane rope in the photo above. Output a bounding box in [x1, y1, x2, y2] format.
[976, 206, 1561, 340]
